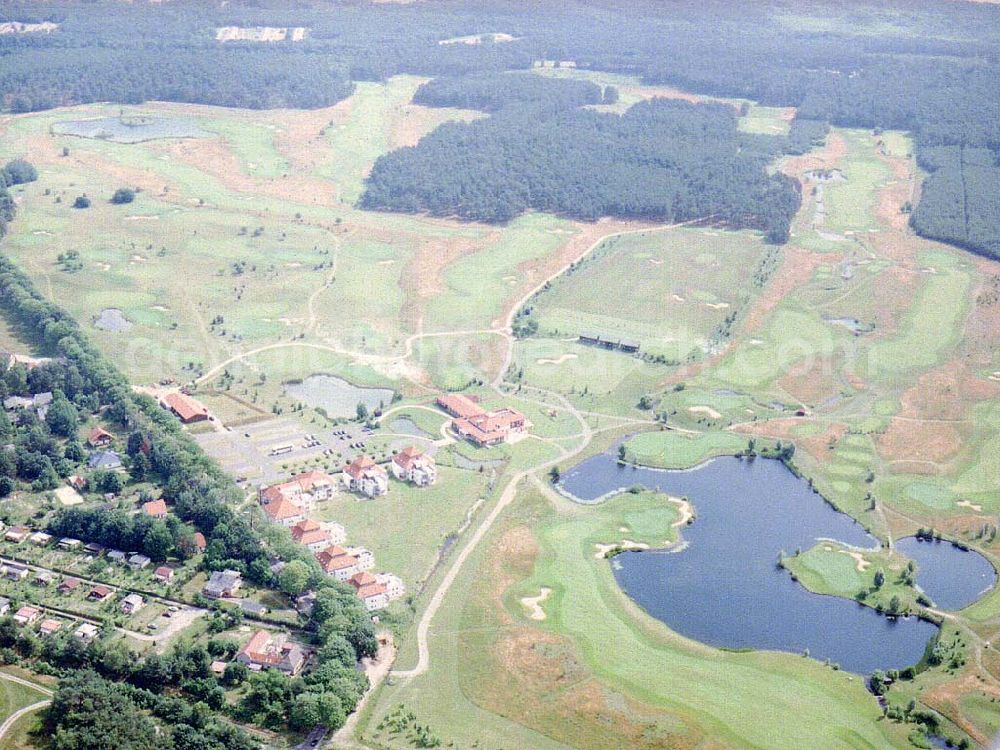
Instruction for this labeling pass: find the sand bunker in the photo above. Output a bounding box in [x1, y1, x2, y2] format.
[957, 500, 984, 512]
[669, 496, 694, 527]
[125, 215, 159, 221]
[536, 353, 578, 365]
[594, 540, 650, 559]
[377, 259, 396, 266]
[838, 549, 870, 572]
[672, 294, 686, 302]
[521, 587, 552, 621]
[688, 405, 722, 419]
[703, 302, 730, 310]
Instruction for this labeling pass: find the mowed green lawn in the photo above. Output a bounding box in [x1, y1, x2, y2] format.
[531, 227, 772, 361]
[624, 430, 754, 469]
[313, 466, 491, 590]
[0, 674, 49, 750]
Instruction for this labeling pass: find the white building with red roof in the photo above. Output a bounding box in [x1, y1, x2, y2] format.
[260, 470, 337, 510]
[236, 630, 305, 675]
[348, 572, 388, 611]
[453, 407, 530, 447]
[162, 392, 210, 424]
[290, 519, 342, 552]
[341, 456, 388, 498]
[376, 572, 406, 601]
[142, 499, 168, 519]
[262, 497, 305, 527]
[390, 446, 437, 486]
[315, 545, 361, 581]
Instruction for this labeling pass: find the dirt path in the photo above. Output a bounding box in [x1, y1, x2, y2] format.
[0, 673, 53, 743]
[331, 637, 396, 747]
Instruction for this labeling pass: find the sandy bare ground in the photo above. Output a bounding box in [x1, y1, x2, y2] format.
[537, 353, 578, 365]
[593, 540, 650, 559]
[688, 405, 721, 419]
[215, 27, 308, 43]
[520, 587, 552, 620]
[838, 549, 870, 572]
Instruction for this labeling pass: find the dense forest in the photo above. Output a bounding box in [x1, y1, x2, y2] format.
[412, 72, 603, 111]
[1, 0, 999, 255]
[362, 96, 801, 241]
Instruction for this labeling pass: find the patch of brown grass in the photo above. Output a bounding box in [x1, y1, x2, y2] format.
[742, 246, 827, 333]
[922, 674, 1000, 748]
[731, 418, 848, 463]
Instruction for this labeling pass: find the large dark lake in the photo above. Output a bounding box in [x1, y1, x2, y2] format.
[560, 453, 946, 674]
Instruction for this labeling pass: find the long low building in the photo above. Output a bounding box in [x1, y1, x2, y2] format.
[236, 630, 305, 675]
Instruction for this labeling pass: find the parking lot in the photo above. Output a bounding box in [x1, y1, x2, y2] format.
[195, 417, 408, 486]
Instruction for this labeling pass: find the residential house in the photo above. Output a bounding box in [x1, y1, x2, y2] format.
[13, 606, 41, 625]
[121, 594, 144, 614]
[87, 427, 114, 448]
[295, 591, 317, 615]
[74, 623, 99, 642]
[3, 396, 32, 411]
[348, 572, 388, 611]
[210, 661, 227, 676]
[58, 537, 82, 551]
[107, 549, 127, 564]
[38, 618, 62, 636]
[163, 392, 209, 424]
[262, 497, 305, 527]
[88, 585, 112, 602]
[0, 597, 9, 616]
[342, 456, 388, 498]
[128, 553, 151, 570]
[260, 470, 337, 510]
[192, 532, 207, 552]
[83, 542, 104, 556]
[5, 563, 28, 581]
[290, 519, 332, 552]
[203, 569, 242, 599]
[390, 446, 437, 486]
[4, 525, 29, 543]
[315, 545, 361, 582]
[236, 630, 305, 675]
[346, 546, 375, 571]
[34, 570, 54, 586]
[29, 531, 53, 546]
[376, 573, 406, 601]
[58, 577, 81, 594]
[88, 450, 122, 470]
[153, 566, 174, 583]
[69, 475, 87, 492]
[142, 499, 168, 519]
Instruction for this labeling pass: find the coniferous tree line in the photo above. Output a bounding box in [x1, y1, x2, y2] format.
[361, 97, 801, 242]
[0, 0, 998, 248]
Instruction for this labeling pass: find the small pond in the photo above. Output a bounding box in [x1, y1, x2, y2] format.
[93, 308, 132, 332]
[52, 116, 212, 143]
[389, 417, 433, 439]
[560, 453, 941, 674]
[284, 375, 394, 419]
[896, 535, 996, 611]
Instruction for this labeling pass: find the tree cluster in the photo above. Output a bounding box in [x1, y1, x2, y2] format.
[362, 97, 801, 242]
